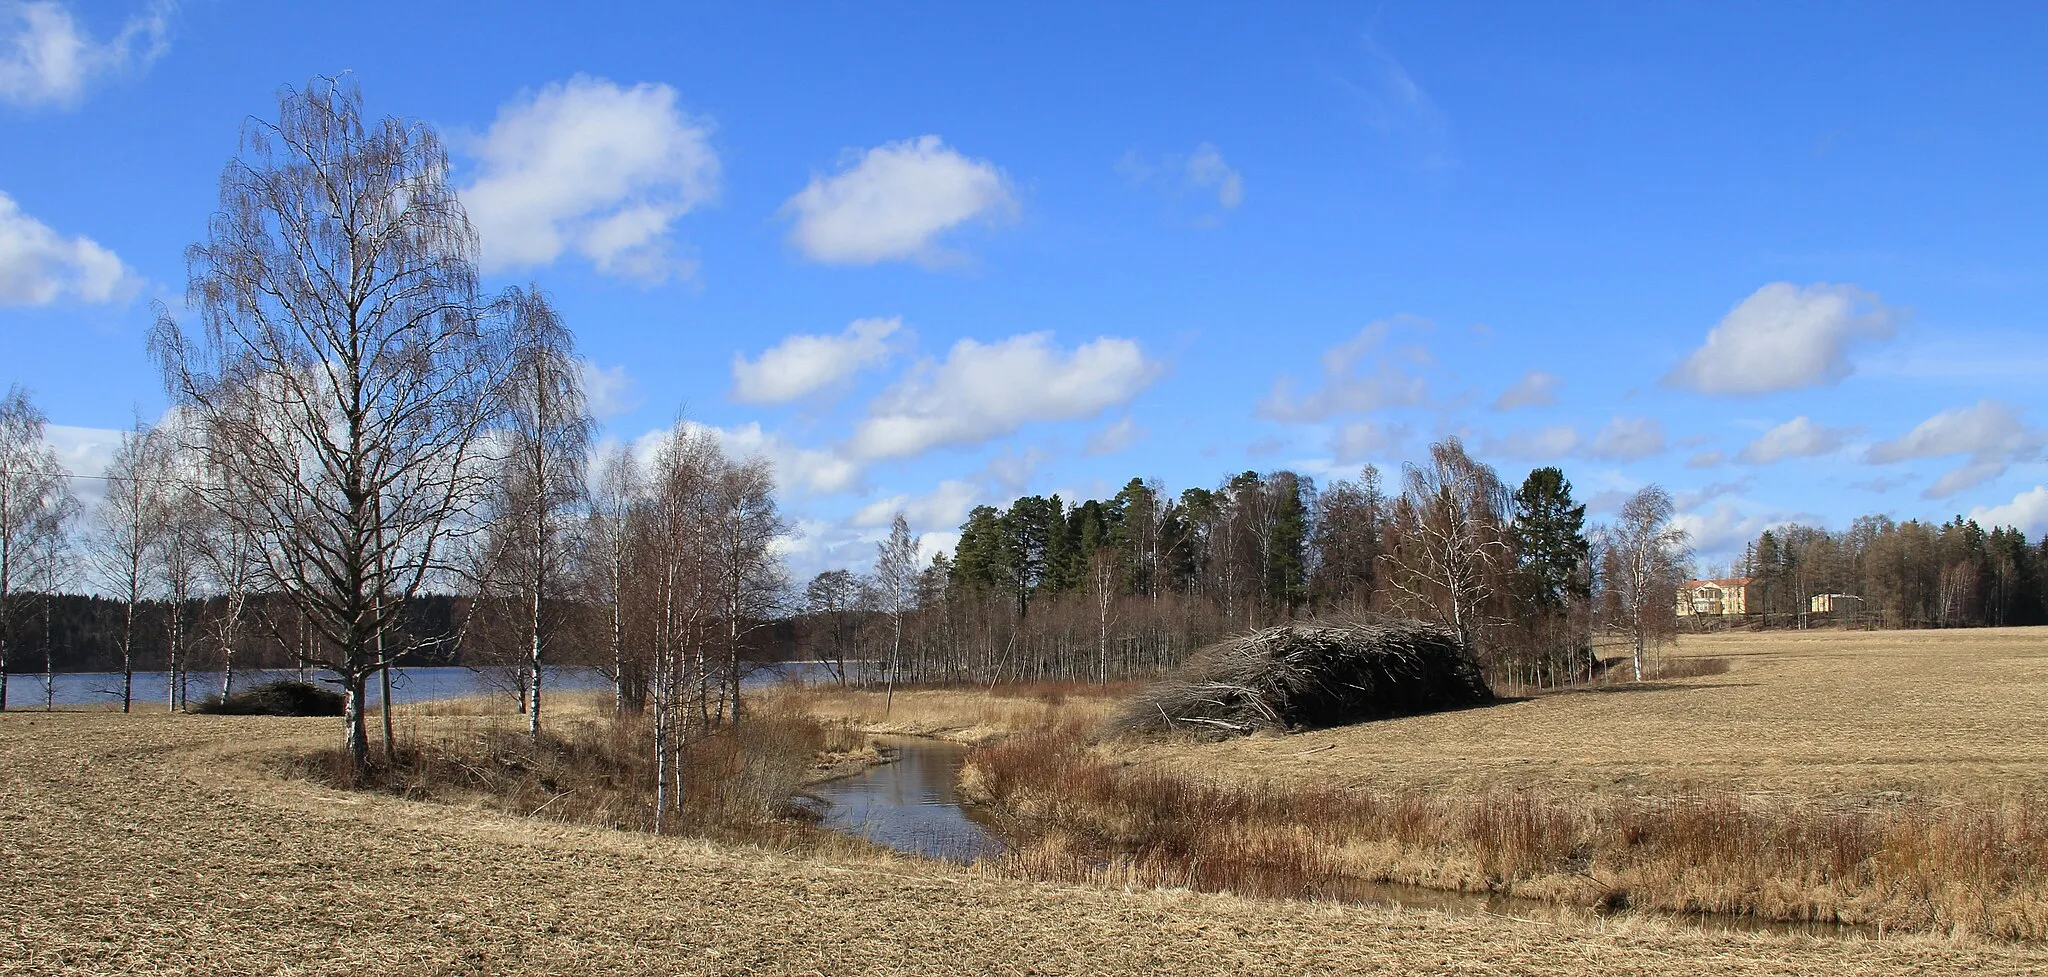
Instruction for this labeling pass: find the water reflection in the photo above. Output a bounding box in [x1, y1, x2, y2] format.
[807, 736, 1006, 862]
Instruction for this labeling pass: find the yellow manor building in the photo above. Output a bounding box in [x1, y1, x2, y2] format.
[1676, 577, 1755, 618]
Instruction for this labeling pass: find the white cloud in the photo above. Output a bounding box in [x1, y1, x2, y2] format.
[625, 421, 862, 497]
[780, 135, 1016, 266]
[1492, 370, 1560, 410]
[1486, 416, 1664, 462]
[1122, 142, 1244, 212]
[852, 479, 981, 531]
[1737, 416, 1853, 465]
[0, 190, 138, 305]
[1969, 486, 2048, 536]
[1587, 416, 1667, 461]
[1487, 425, 1580, 460]
[1330, 421, 1406, 463]
[1258, 316, 1432, 422]
[850, 333, 1160, 460]
[1669, 504, 1783, 561]
[0, 0, 170, 108]
[1688, 450, 1726, 469]
[1667, 282, 1896, 395]
[1085, 416, 1143, 456]
[1866, 400, 2044, 498]
[462, 76, 719, 281]
[576, 360, 641, 420]
[731, 316, 900, 404]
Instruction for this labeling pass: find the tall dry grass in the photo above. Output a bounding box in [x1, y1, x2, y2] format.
[297, 704, 879, 851]
[766, 681, 1134, 742]
[963, 726, 2048, 939]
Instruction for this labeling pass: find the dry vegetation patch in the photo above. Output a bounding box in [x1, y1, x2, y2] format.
[9, 711, 2048, 975]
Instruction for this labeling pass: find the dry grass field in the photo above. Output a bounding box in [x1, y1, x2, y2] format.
[7, 711, 2048, 975]
[1114, 627, 2048, 805]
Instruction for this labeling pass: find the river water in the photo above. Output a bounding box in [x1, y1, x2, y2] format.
[2, 661, 844, 710]
[808, 737, 1872, 939]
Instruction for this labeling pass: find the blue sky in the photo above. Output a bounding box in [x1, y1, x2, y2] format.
[4, 1, 2046, 579]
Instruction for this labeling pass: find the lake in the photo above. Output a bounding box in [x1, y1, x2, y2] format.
[1, 661, 849, 710]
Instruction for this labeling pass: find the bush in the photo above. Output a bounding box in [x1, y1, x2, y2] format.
[193, 680, 346, 717]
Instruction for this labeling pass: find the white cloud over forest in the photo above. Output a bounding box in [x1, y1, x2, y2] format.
[1667, 282, 1896, 395]
[851, 333, 1160, 460]
[463, 76, 719, 281]
[731, 316, 900, 404]
[780, 135, 1016, 266]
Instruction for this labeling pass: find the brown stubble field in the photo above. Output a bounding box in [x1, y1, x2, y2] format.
[5, 713, 2048, 975]
[1117, 626, 2048, 805]
[5, 627, 2048, 973]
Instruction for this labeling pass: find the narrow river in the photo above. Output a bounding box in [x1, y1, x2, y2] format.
[807, 736, 1873, 939]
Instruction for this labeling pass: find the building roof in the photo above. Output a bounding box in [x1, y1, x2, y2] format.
[1680, 577, 1755, 589]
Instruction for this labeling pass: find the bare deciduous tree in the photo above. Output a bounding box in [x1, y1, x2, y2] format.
[1384, 437, 1511, 652]
[485, 285, 591, 739]
[1601, 485, 1693, 680]
[0, 387, 77, 713]
[90, 423, 171, 713]
[874, 512, 920, 713]
[151, 77, 509, 769]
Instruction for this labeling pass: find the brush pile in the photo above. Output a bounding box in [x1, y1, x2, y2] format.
[193, 680, 346, 717]
[1112, 619, 1493, 737]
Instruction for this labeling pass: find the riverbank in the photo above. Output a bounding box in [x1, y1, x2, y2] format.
[8, 711, 2046, 975]
[919, 628, 2048, 939]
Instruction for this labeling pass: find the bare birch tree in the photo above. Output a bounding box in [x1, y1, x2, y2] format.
[1383, 437, 1511, 652]
[1601, 485, 1692, 680]
[151, 77, 509, 770]
[489, 285, 591, 739]
[874, 512, 920, 713]
[587, 443, 645, 714]
[0, 387, 77, 712]
[90, 423, 170, 713]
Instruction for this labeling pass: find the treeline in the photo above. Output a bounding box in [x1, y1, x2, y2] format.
[0, 594, 465, 676]
[800, 440, 1696, 693]
[1734, 516, 2048, 629]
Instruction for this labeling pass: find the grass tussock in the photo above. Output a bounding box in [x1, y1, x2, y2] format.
[963, 726, 2048, 939]
[296, 707, 880, 851]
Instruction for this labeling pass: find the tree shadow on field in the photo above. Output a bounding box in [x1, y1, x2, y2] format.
[1537, 681, 1761, 698]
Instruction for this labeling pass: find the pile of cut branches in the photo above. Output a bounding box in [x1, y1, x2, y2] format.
[1112, 619, 1493, 737]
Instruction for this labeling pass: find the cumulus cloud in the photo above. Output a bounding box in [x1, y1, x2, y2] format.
[780, 135, 1016, 266]
[852, 479, 981, 531]
[1492, 370, 1560, 410]
[1258, 316, 1432, 422]
[1085, 416, 1143, 456]
[576, 360, 641, 420]
[1737, 416, 1853, 465]
[0, 191, 137, 305]
[0, 0, 169, 108]
[1969, 486, 2048, 536]
[462, 76, 718, 281]
[1866, 400, 2044, 498]
[850, 333, 1159, 460]
[730, 316, 900, 405]
[1667, 282, 1896, 395]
